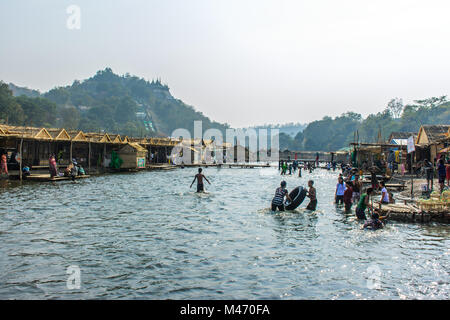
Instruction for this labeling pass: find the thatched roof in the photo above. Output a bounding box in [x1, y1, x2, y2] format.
[120, 142, 148, 153]
[0, 124, 173, 147]
[0, 124, 229, 149]
[388, 131, 416, 140]
[416, 125, 450, 144]
[47, 128, 72, 141]
[84, 132, 112, 143]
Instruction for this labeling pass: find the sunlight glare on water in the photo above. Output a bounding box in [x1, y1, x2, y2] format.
[0, 167, 448, 299]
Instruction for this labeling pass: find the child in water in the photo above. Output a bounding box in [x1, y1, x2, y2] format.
[271, 181, 292, 211]
[306, 180, 317, 211]
[190, 168, 211, 192]
[363, 212, 387, 230]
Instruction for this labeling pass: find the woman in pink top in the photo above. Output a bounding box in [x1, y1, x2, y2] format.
[49, 154, 58, 177]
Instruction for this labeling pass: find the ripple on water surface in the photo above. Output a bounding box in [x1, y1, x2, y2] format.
[0, 168, 448, 299]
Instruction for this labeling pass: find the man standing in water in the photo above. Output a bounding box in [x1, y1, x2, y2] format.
[190, 168, 211, 192]
[352, 174, 362, 204]
[306, 180, 317, 211]
[343, 181, 353, 211]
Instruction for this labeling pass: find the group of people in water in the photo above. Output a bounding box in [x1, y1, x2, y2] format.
[279, 160, 316, 177]
[271, 179, 317, 212]
[270, 160, 394, 230]
[334, 167, 393, 229]
[188, 165, 318, 212]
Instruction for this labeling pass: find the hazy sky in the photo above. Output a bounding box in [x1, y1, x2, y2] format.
[1, 0, 449, 127]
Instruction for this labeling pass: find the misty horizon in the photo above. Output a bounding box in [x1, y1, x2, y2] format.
[3, 67, 447, 130]
[1, 0, 449, 127]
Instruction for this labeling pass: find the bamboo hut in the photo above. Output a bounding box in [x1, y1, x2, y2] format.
[0, 124, 185, 179]
[117, 143, 148, 169]
[415, 125, 450, 162]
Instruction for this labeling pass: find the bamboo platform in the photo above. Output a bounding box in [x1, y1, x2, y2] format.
[385, 183, 406, 190]
[376, 203, 450, 223]
[25, 174, 90, 182]
[361, 180, 406, 190]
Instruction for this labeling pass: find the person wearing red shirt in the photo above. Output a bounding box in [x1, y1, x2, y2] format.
[343, 181, 353, 211]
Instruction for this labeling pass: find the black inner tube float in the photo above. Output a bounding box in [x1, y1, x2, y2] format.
[285, 186, 307, 210]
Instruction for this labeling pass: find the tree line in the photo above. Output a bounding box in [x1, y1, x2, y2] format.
[1, 68, 448, 151]
[277, 96, 449, 151]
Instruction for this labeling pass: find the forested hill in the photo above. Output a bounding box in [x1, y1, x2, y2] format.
[3, 68, 230, 137]
[8, 83, 40, 98]
[245, 123, 307, 137]
[277, 97, 450, 151]
[1, 69, 449, 151]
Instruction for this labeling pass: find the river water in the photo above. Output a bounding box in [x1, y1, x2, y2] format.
[0, 167, 448, 299]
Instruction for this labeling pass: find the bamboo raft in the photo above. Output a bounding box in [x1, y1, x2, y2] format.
[376, 203, 450, 223]
[25, 174, 90, 182]
[361, 180, 406, 190]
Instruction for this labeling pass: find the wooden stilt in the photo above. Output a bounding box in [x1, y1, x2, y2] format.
[88, 142, 91, 174]
[103, 144, 106, 168]
[19, 138, 23, 181]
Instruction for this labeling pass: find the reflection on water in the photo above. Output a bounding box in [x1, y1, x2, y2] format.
[0, 167, 448, 299]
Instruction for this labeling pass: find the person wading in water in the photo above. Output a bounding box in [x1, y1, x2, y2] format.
[335, 176, 346, 205]
[343, 181, 353, 211]
[355, 187, 374, 220]
[190, 168, 211, 192]
[363, 212, 387, 230]
[271, 181, 292, 211]
[352, 174, 362, 204]
[306, 180, 317, 211]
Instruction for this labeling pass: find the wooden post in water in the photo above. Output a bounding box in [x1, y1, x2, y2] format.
[88, 142, 91, 174]
[103, 143, 106, 170]
[19, 138, 23, 181]
[410, 151, 414, 199]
